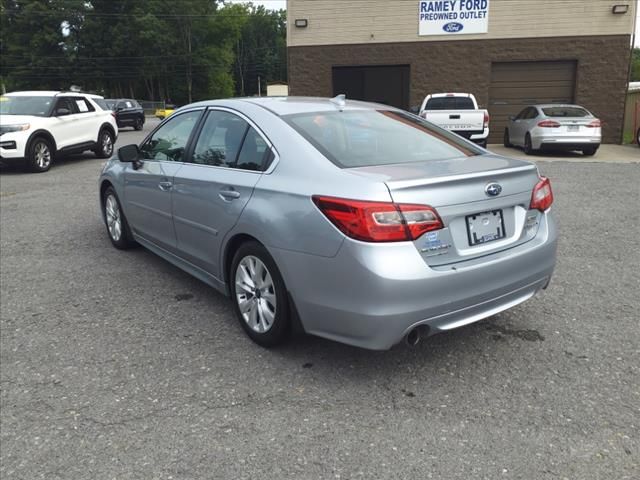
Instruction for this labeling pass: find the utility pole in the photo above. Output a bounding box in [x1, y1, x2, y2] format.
[258, 76, 261, 97]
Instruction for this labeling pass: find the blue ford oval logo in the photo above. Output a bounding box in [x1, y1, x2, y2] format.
[443, 22, 464, 33]
[485, 183, 502, 197]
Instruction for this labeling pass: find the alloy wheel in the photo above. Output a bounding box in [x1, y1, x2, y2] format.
[234, 255, 277, 333]
[34, 141, 52, 169]
[101, 132, 113, 156]
[105, 194, 122, 241]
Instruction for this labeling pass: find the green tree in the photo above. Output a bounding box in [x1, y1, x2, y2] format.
[1, 0, 282, 103]
[234, 4, 287, 96]
[1, 0, 70, 91]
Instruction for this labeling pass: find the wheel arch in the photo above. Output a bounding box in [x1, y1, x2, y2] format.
[222, 233, 262, 286]
[26, 130, 57, 154]
[98, 122, 116, 142]
[99, 179, 114, 217]
[222, 232, 305, 335]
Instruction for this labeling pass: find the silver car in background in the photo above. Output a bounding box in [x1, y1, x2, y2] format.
[504, 104, 601, 156]
[99, 96, 557, 350]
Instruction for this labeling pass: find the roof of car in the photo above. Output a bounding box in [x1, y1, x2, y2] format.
[184, 96, 398, 117]
[243, 96, 395, 116]
[533, 104, 587, 109]
[5, 91, 104, 98]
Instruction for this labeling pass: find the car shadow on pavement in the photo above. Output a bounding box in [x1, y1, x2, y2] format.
[0, 152, 104, 175]
[88, 219, 547, 385]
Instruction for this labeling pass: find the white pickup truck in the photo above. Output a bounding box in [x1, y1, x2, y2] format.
[419, 93, 489, 148]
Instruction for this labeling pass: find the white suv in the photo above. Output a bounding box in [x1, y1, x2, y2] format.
[0, 91, 118, 172]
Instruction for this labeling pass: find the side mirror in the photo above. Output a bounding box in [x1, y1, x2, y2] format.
[56, 108, 71, 116]
[509, 115, 516, 121]
[116, 105, 124, 112]
[118, 144, 141, 163]
[410, 105, 420, 114]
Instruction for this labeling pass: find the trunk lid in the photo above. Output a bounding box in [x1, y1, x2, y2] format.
[547, 116, 599, 137]
[348, 153, 542, 266]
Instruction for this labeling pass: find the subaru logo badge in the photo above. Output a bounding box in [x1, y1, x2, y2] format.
[485, 182, 502, 197]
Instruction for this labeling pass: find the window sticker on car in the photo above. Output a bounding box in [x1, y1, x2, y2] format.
[76, 100, 88, 112]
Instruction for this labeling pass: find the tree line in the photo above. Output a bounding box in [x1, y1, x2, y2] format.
[0, 0, 287, 105]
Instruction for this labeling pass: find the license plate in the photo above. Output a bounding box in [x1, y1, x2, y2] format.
[466, 210, 506, 246]
[568, 125, 580, 132]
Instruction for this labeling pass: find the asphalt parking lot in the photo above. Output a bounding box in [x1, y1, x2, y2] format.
[1, 120, 639, 479]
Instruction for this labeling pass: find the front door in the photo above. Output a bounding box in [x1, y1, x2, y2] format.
[123, 109, 203, 252]
[172, 109, 273, 277]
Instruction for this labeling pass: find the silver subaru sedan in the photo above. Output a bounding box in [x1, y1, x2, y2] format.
[504, 104, 601, 156]
[99, 97, 557, 350]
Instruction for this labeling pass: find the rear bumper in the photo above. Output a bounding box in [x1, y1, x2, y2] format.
[453, 128, 489, 144]
[270, 211, 558, 350]
[532, 134, 600, 150]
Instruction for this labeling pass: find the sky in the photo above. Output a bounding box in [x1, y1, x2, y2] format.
[236, 0, 639, 46]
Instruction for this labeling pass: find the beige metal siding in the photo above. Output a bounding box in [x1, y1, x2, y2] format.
[488, 61, 577, 143]
[287, 0, 637, 46]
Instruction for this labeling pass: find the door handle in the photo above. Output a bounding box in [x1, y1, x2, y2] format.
[158, 181, 173, 191]
[219, 188, 241, 200]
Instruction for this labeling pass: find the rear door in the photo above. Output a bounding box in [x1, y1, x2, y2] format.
[50, 97, 81, 149]
[171, 108, 273, 277]
[123, 109, 203, 251]
[72, 96, 101, 144]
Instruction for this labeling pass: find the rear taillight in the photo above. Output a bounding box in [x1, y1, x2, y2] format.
[537, 120, 561, 128]
[530, 177, 553, 212]
[483, 112, 490, 128]
[586, 119, 601, 128]
[312, 196, 443, 242]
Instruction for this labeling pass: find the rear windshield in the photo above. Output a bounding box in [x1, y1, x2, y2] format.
[0, 96, 54, 116]
[284, 110, 482, 168]
[542, 106, 590, 118]
[425, 97, 475, 110]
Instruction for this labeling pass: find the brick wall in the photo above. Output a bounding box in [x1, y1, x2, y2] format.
[288, 35, 632, 143]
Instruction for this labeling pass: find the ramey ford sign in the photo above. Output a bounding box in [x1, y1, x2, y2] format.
[418, 0, 490, 36]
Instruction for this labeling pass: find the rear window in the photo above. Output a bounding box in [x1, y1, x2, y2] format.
[542, 106, 590, 118]
[284, 110, 482, 168]
[425, 97, 475, 110]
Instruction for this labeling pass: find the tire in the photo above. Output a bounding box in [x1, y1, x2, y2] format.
[582, 146, 598, 157]
[134, 117, 144, 131]
[503, 128, 512, 148]
[102, 187, 136, 249]
[26, 136, 54, 173]
[230, 241, 290, 347]
[94, 129, 115, 158]
[524, 133, 535, 155]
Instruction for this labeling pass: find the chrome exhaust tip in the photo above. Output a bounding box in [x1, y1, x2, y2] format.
[405, 328, 421, 346]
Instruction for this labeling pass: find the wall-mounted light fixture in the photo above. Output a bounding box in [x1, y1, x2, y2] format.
[294, 19, 308, 28]
[611, 4, 629, 14]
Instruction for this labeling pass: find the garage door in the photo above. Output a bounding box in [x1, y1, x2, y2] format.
[488, 61, 576, 143]
[333, 65, 410, 110]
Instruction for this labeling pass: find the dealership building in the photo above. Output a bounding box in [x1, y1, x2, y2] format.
[287, 0, 637, 143]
